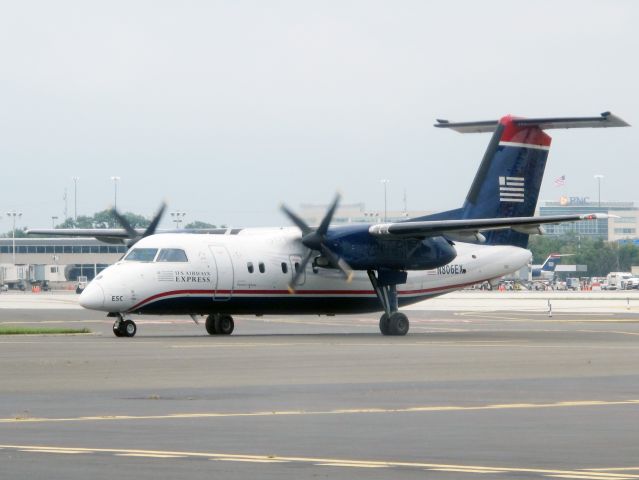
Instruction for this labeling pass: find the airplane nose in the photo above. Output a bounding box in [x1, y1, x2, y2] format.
[79, 282, 105, 310]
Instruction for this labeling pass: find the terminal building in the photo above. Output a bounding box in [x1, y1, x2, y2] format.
[299, 202, 427, 225]
[0, 238, 126, 288]
[538, 197, 639, 242]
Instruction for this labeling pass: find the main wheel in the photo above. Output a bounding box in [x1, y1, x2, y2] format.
[388, 312, 409, 336]
[122, 319, 137, 337]
[379, 313, 391, 335]
[214, 315, 234, 335]
[205, 315, 218, 335]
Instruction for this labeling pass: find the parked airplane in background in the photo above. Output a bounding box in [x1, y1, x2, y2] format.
[532, 254, 574, 281]
[29, 112, 628, 337]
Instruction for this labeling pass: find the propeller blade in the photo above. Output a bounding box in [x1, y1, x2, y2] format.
[319, 244, 353, 282]
[287, 251, 314, 293]
[111, 209, 138, 239]
[317, 193, 341, 236]
[280, 204, 312, 236]
[143, 202, 167, 238]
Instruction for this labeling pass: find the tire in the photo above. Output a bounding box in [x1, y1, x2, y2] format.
[214, 315, 234, 335]
[388, 312, 409, 336]
[123, 319, 137, 337]
[205, 315, 218, 335]
[379, 313, 391, 335]
[113, 322, 124, 337]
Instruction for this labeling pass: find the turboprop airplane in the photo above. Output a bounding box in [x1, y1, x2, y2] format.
[29, 112, 628, 337]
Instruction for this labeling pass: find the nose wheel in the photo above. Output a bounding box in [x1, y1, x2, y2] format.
[112, 315, 137, 337]
[205, 314, 234, 335]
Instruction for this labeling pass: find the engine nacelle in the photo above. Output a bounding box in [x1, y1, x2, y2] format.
[324, 226, 457, 271]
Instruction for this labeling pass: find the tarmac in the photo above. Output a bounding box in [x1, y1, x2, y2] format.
[1, 290, 639, 479]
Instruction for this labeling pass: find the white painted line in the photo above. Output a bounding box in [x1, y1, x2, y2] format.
[19, 449, 83, 454]
[317, 463, 388, 468]
[116, 453, 186, 458]
[214, 458, 289, 463]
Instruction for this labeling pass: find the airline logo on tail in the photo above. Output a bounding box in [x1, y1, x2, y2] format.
[499, 176, 525, 203]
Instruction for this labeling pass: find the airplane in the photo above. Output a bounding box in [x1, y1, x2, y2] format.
[28, 112, 628, 337]
[532, 253, 574, 281]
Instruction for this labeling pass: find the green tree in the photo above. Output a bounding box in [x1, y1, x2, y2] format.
[55, 211, 151, 229]
[2, 229, 28, 238]
[184, 220, 217, 229]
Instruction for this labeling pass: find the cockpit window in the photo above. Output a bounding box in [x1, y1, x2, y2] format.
[123, 248, 158, 262]
[156, 248, 189, 263]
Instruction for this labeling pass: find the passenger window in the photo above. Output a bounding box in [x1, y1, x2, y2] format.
[247, 262, 254, 273]
[259, 262, 265, 273]
[156, 249, 189, 262]
[123, 248, 158, 262]
[281, 262, 288, 274]
[294, 262, 300, 273]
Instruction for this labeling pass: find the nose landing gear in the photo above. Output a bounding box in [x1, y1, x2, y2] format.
[111, 314, 137, 337]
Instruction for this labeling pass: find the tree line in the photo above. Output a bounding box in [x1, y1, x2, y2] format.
[528, 233, 639, 276]
[3, 209, 219, 238]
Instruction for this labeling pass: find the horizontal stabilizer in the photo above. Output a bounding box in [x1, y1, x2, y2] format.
[434, 111, 629, 133]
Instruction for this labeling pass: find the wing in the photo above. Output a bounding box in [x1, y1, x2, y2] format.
[26, 228, 139, 244]
[26, 227, 233, 244]
[368, 214, 610, 240]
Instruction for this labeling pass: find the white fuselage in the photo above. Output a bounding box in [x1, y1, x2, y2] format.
[80, 228, 531, 315]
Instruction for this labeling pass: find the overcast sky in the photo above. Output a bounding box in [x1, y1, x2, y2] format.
[1, 0, 637, 230]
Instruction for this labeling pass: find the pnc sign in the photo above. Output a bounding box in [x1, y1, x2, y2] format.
[560, 196, 589, 206]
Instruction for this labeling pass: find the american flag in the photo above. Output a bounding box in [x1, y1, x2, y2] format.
[554, 175, 566, 187]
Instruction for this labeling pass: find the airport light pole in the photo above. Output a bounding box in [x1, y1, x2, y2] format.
[72, 177, 80, 222]
[380, 179, 389, 222]
[51, 216, 58, 228]
[110, 176, 120, 210]
[594, 174, 604, 208]
[170, 211, 186, 229]
[6, 211, 22, 265]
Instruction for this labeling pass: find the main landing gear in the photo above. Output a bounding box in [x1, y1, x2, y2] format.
[205, 314, 235, 335]
[111, 314, 137, 338]
[368, 270, 410, 336]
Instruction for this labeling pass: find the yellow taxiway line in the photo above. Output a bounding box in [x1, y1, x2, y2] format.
[2, 399, 639, 424]
[2, 444, 638, 479]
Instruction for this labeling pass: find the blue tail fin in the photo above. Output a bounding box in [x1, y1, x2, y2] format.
[532, 253, 573, 279]
[459, 116, 551, 247]
[541, 254, 562, 271]
[416, 115, 551, 247]
[416, 112, 628, 247]
[413, 112, 629, 248]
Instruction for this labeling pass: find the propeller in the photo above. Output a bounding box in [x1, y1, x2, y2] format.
[281, 194, 353, 291]
[112, 202, 167, 248]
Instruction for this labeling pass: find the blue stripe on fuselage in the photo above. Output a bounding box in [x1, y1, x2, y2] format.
[132, 293, 443, 316]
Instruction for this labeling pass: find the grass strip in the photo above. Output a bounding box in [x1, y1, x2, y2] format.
[0, 326, 90, 335]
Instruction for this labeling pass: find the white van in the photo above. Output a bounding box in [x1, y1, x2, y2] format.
[606, 272, 634, 290]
